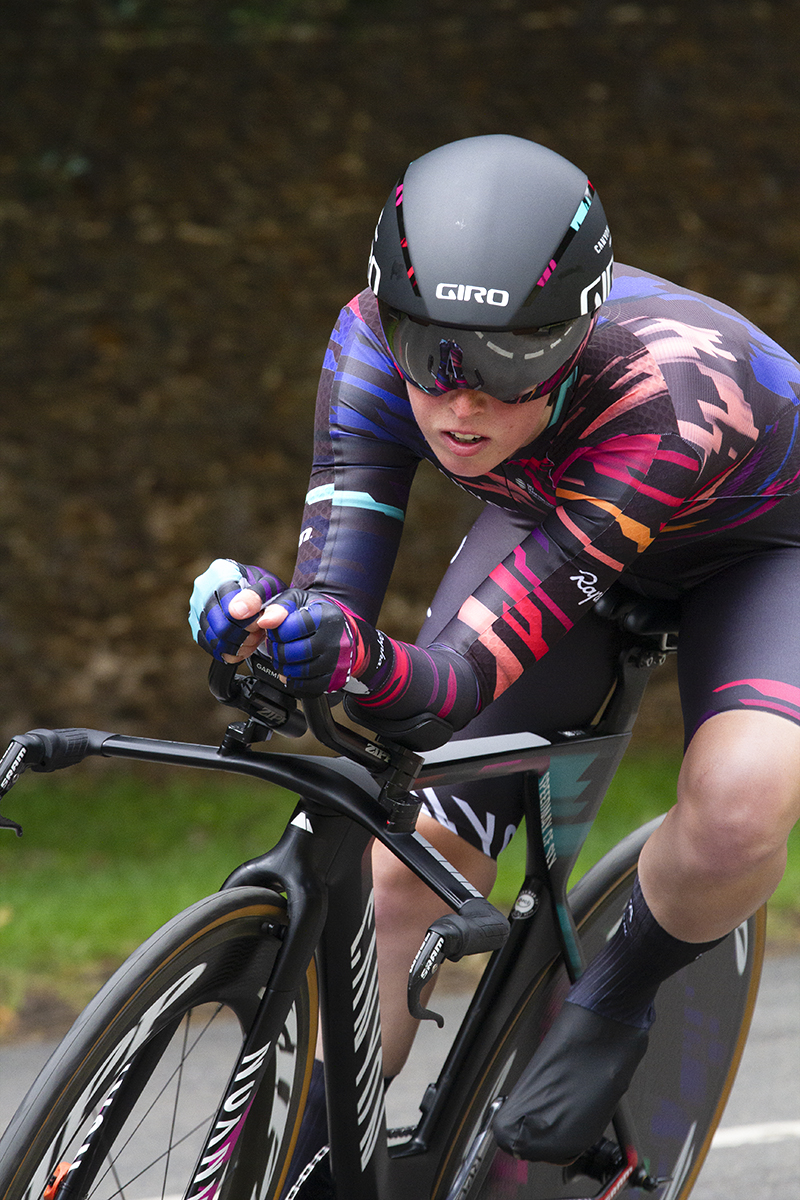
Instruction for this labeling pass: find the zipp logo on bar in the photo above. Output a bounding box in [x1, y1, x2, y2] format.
[435, 283, 510, 306]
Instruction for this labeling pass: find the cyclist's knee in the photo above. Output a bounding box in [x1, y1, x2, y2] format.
[678, 710, 800, 876]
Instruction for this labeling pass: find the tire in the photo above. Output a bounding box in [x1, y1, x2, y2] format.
[0, 887, 317, 1200]
[438, 818, 765, 1200]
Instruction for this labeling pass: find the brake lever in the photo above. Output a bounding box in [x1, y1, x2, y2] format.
[0, 728, 112, 837]
[0, 736, 38, 835]
[408, 899, 510, 1024]
[408, 927, 449, 1027]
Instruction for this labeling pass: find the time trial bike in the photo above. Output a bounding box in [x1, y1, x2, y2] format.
[0, 587, 764, 1200]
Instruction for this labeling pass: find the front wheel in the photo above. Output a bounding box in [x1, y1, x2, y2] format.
[439, 817, 765, 1200]
[0, 887, 317, 1200]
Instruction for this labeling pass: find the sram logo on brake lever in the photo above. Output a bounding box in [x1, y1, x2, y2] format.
[408, 929, 447, 1027]
[0, 741, 27, 836]
[0, 742, 27, 793]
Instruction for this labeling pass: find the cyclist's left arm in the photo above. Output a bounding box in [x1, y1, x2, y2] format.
[437, 432, 701, 707]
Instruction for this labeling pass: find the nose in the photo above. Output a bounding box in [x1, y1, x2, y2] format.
[447, 389, 487, 418]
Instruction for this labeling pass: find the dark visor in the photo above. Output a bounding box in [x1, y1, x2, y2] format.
[378, 302, 592, 404]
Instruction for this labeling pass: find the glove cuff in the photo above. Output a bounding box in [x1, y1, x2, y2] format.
[325, 598, 395, 689]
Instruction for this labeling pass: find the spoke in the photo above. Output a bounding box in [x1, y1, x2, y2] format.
[107, 1159, 125, 1200]
[87, 1116, 222, 1200]
[162, 1014, 191, 1198]
[98, 1005, 227, 1168]
[74, 1005, 233, 1200]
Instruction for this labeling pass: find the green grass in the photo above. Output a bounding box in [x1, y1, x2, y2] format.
[0, 768, 298, 1018]
[1, 751, 798, 1026]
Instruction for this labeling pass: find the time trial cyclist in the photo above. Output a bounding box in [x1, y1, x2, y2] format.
[190, 133, 800, 1179]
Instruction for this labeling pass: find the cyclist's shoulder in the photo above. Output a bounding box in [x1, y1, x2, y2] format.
[595, 263, 739, 354]
[601, 261, 737, 322]
[600, 263, 800, 382]
[332, 288, 390, 355]
[583, 262, 800, 428]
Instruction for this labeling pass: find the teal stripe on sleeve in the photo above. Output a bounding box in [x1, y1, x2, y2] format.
[305, 484, 404, 521]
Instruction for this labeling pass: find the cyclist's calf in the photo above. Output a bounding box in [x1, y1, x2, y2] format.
[371, 814, 496, 1078]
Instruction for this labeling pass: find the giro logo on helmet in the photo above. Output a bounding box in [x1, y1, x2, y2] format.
[579, 262, 614, 315]
[367, 251, 381, 294]
[435, 283, 510, 306]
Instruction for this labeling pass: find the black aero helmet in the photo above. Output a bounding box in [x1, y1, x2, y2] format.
[368, 134, 613, 404]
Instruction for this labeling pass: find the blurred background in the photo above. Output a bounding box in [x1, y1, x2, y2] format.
[3, 0, 799, 748]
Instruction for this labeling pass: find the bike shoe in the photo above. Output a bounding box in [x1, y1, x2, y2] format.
[491, 1001, 649, 1164]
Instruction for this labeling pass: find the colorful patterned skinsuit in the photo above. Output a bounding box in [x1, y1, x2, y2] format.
[289, 264, 800, 857]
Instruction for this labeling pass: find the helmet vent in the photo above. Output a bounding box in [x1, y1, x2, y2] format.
[394, 178, 421, 297]
[526, 182, 596, 304]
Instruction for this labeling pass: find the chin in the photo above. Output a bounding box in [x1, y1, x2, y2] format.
[443, 456, 495, 478]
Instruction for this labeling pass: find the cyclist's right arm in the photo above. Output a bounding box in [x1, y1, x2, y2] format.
[189, 294, 485, 744]
[290, 291, 427, 622]
[190, 293, 423, 662]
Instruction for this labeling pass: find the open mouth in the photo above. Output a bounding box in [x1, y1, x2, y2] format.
[448, 432, 484, 444]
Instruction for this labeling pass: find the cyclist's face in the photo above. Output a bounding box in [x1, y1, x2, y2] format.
[407, 383, 551, 477]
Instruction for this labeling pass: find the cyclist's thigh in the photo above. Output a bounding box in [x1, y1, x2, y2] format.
[677, 546, 800, 745]
[416, 504, 623, 858]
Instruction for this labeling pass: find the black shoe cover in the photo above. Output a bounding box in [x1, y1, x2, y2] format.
[491, 1001, 649, 1164]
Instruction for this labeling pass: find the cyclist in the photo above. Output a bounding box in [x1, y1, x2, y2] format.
[190, 134, 800, 1175]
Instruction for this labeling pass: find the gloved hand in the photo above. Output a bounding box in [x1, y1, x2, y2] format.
[189, 559, 286, 662]
[255, 589, 482, 736]
[258, 588, 387, 697]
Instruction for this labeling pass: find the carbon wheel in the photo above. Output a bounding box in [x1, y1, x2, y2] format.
[0, 887, 317, 1200]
